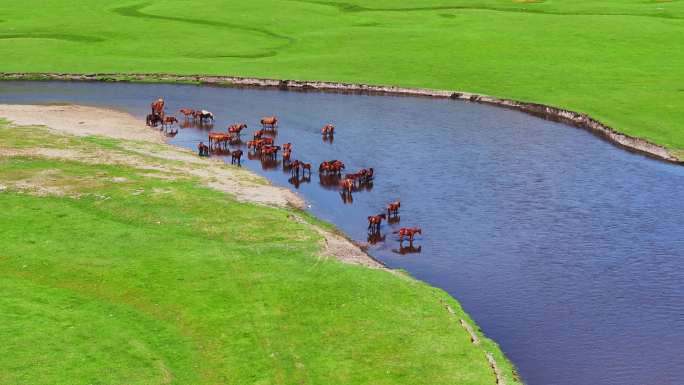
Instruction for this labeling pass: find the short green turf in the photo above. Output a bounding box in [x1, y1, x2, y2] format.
[0, 0, 682, 157]
[0, 122, 519, 385]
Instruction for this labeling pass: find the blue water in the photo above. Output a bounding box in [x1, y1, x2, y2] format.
[1, 81, 683, 385]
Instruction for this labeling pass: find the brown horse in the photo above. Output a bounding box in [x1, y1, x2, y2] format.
[151, 98, 165, 115]
[228, 123, 247, 135]
[162, 116, 178, 129]
[319, 160, 345, 174]
[260, 116, 278, 129]
[208, 132, 232, 149]
[367, 214, 386, 233]
[300, 162, 312, 176]
[253, 129, 265, 140]
[146, 113, 163, 127]
[231, 149, 243, 165]
[397, 227, 422, 246]
[282, 149, 291, 163]
[282, 142, 292, 152]
[197, 141, 209, 157]
[261, 145, 280, 159]
[387, 200, 400, 217]
[289, 160, 301, 176]
[179, 108, 195, 120]
[321, 124, 335, 136]
[340, 178, 354, 195]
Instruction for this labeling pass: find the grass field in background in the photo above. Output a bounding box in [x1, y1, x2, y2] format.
[0, 121, 519, 385]
[0, 0, 682, 158]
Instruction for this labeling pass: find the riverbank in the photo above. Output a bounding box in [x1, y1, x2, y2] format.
[0, 104, 520, 385]
[2, 72, 681, 164]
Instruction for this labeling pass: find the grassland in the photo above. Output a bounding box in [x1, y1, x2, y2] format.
[0, 119, 519, 385]
[1, 0, 683, 158]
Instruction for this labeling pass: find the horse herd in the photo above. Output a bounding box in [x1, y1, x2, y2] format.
[146, 98, 422, 248]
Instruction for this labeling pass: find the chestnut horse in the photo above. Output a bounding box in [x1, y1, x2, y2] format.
[179, 108, 195, 120]
[151, 98, 164, 115]
[282, 143, 292, 152]
[162, 116, 178, 129]
[319, 160, 345, 174]
[289, 160, 301, 176]
[260, 116, 278, 129]
[340, 178, 354, 195]
[397, 227, 422, 246]
[387, 200, 400, 217]
[321, 124, 335, 136]
[367, 214, 386, 233]
[253, 129, 265, 140]
[228, 123, 247, 135]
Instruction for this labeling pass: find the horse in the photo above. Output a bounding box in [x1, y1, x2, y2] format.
[146, 113, 163, 127]
[367, 214, 386, 233]
[387, 200, 400, 217]
[261, 145, 280, 159]
[282, 142, 292, 152]
[340, 178, 354, 195]
[197, 142, 209, 157]
[195, 110, 214, 123]
[231, 149, 243, 165]
[162, 116, 178, 130]
[319, 160, 345, 174]
[321, 124, 335, 136]
[252, 129, 265, 140]
[151, 98, 164, 115]
[397, 227, 422, 246]
[282, 149, 291, 163]
[208, 132, 232, 150]
[300, 162, 312, 176]
[289, 160, 301, 176]
[260, 116, 278, 129]
[179, 108, 195, 120]
[228, 123, 247, 135]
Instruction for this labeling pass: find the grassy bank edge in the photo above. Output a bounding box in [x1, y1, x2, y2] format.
[0, 117, 523, 384]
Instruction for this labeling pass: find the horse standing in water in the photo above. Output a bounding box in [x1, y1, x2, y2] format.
[162, 116, 178, 130]
[194, 110, 214, 123]
[321, 124, 335, 136]
[179, 108, 195, 120]
[387, 200, 400, 217]
[231, 150, 243, 165]
[397, 227, 422, 246]
[367, 214, 386, 233]
[260, 116, 278, 129]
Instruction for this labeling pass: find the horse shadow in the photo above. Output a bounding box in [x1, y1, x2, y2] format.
[340, 191, 353, 204]
[387, 215, 401, 225]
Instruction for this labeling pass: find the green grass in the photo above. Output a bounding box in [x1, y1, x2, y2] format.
[1, 0, 683, 157]
[0, 122, 519, 385]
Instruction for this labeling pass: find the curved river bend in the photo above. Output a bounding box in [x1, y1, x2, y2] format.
[1, 81, 683, 385]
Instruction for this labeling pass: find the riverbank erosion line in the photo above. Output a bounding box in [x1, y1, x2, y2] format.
[0, 104, 522, 384]
[2, 72, 681, 164]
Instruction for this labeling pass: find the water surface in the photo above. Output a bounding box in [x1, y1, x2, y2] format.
[1, 81, 683, 385]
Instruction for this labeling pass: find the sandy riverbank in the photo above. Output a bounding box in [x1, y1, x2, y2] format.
[0, 104, 383, 268]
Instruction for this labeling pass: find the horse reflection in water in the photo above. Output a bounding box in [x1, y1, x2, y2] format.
[392, 245, 422, 255]
[387, 215, 401, 225]
[340, 190, 353, 204]
[322, 133, 334, 144]
[288, 174, 311, 189]
[319, 173, 342, 191]
[367, 231, 385, 245]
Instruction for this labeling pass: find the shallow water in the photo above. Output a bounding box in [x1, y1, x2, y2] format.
[1, 81, 683, 385]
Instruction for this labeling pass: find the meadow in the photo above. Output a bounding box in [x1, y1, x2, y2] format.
[0, 120, 519, 385]
[1, 0, 683, 158]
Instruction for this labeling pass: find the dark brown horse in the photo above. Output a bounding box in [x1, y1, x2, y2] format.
[197, 141, 209, 157]
[231, 149, 243, 165]
[300, 162, 312, 176]
[340, 178, 354, 195]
